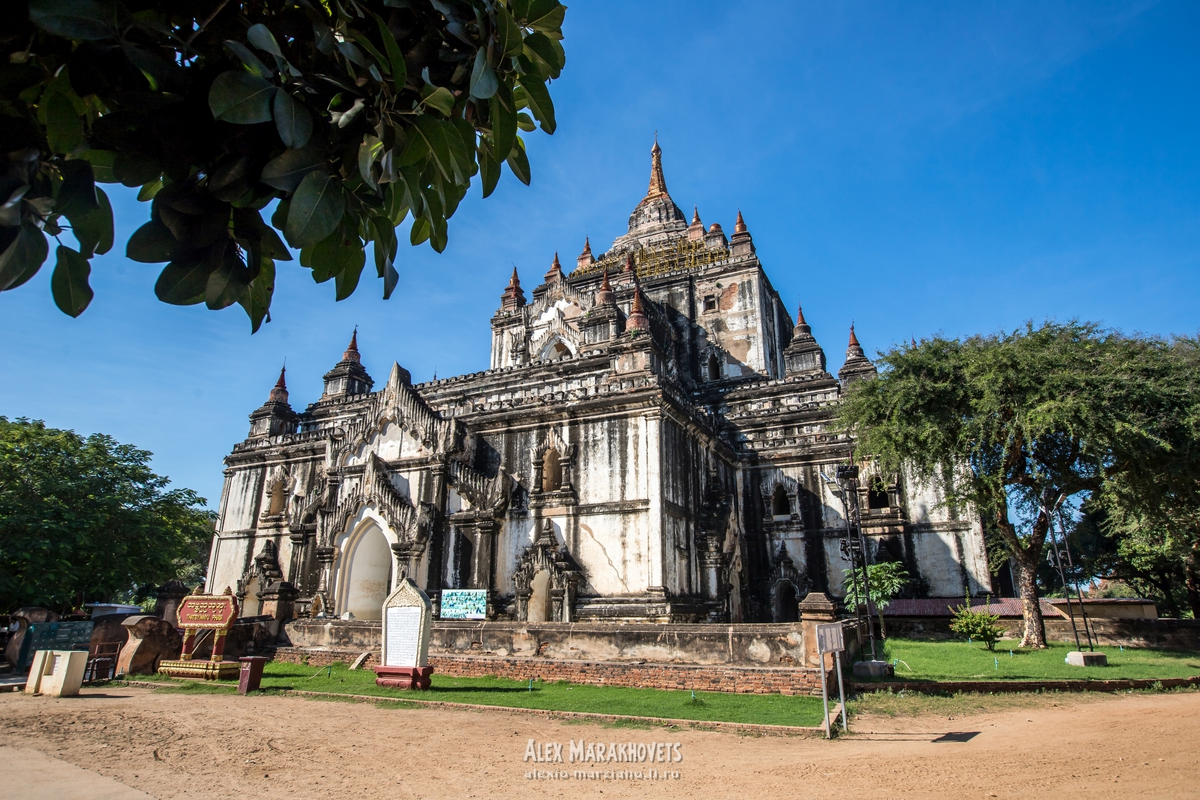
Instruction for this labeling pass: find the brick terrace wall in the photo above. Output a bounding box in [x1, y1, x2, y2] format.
[886, 616, 1200, 651]
[270, 647, 827, 695]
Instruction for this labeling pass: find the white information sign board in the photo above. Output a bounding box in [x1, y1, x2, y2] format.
[816, 622, 845, 654]
[380, 578, 432, 668]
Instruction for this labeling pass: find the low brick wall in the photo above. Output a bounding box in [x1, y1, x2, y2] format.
[852, 676, 1200, 695]
[282, 619, 812, 667]
[270, 647, 827, 695]
[886, 616, 1200, 651]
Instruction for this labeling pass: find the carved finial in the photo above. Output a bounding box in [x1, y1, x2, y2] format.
[911, 335, 917, 348]
[501, 266, 526, 310]
[268, 365, 289, 403]
[600, 268, 611, 291]
[343, 328, 361, 363]
[582, 237, 592, 256]
[545, 252, 565, 283]
[849, 323, 860, 348]
[692, 206, 701, 225]
[734, 209, 747, 234]
[645, 136, 668, 200]
[627, 286, 649, 332]
[795, 302, 807, 326]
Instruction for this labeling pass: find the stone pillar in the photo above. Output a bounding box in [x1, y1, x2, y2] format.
[259, 581, 299, 636]
[315, 546, 336, 614]
[392, 542, 424, 586]
[799, 592, 837, 670]
[532, 454, 544, 496]
[473, 519, 497, 590]
[288, 530, 310, 588]
[154, 580, 190, 628]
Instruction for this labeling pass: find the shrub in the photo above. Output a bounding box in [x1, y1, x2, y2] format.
[948, 595, 1005, 651]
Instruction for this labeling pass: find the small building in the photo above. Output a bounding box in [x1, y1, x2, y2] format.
[206, 142, 992, 624]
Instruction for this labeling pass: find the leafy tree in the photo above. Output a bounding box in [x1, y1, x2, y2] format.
[842, 560, 909, 639]
[0, 416, 214, 613]
[836, 322, 1196, 648]
[948, 595, 1004, 651]
[0, 0, 566, 328]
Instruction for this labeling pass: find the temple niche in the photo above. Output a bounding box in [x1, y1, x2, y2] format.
[207, 141, 992, 624]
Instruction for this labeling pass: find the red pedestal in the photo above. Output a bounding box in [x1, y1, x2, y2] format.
[372, 665, 434, 690]
[238, 656, 269, 695]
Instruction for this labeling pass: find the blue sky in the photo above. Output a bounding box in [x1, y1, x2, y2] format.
[2, 0, 1197, 509]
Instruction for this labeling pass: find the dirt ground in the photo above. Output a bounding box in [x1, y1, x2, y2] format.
[2, 687, 1198, 799]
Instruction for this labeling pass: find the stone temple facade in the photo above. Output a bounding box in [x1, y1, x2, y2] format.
[207, 142, 992, 624]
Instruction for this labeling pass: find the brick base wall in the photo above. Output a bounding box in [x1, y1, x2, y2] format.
[270, 647, 827, 695]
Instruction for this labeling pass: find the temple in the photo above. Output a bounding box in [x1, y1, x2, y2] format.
[207, 142, 991, 624]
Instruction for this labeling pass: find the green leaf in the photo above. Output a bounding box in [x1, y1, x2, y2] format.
[285, 171, 344, 248]
[0, 220, 49, 292]
[82, 150, 118, 183]
[335, 250, 366, 301]
[506, 136, 531, 185]
[246, 24, 284, 58]
[490, 82, 516, 162]
[56, 160, 99, 219]
[28, 0, 112, 40]
[273, 91, 313, 149]
[412, 115, 458, 184]
[208, 156, 252, 202]
[371, 218, 399, 299]
[126, 219, 177, 263]
[517, 70, 556, 134]
[238, 259, 275, 332]
[155, 259, 212, 305]
[516, 112, 535, 132]
[358, 135, 384, 190]
[409, 216, 431, 246]
[261, 148, 324, 192]
[373, 13, 408, 92]
[136, 179, 163, 201]
[478, 144, 500, 198]
[523, 32, 563, 79]
[50, 245, 93, 317]
[420, 84, 456, 117]
[523, 0, 566, 33]
[112, 153, 160, 187]
[495, 5, 524, 57]
[205, 248, 251, 310]
[209, 71, 275, 125]
[469, 49, 499, 99]
[71, 187, 113, 257]
[44, 92, 83, 154]
[307, 229, 363, 286]
[345, 29, 389, 74]
[224, 41, 272, 79]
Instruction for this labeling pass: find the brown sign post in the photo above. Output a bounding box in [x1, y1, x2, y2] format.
[158, 590, 240, 680]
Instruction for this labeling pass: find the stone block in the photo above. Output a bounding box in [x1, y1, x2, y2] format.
[852, 660, 895, 679]
[26, 650, 87, 697]
[116, 615, 181, 676]
[1066, 651, 1108, 667]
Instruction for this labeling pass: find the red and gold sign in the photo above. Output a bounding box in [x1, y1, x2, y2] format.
[159, 589, 241, 681]
[177, 595, 237, 630]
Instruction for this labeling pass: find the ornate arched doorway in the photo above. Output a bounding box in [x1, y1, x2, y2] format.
[340, 521, 392, 620]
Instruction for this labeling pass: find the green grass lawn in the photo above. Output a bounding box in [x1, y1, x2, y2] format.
[147, 661, 828, 727]
[862, 638, 1200, 683]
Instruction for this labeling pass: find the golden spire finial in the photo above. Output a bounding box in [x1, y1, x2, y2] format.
[645, 136, 668, 200]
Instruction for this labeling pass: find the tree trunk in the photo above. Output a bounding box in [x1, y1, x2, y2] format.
[878, 606, 889, 639]
[1013, 551, 1047, 648]
[1186, 537, 1200, 620]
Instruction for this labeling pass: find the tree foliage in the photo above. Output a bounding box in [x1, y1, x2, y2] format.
[0, 416, 214, 612]
[0, 0, 566, 328]
[836, 322, 1199, 647]
[948, 595, 1004, 651]
[842, 560, 909, 638]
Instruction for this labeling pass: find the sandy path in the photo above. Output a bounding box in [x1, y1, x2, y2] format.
[2, 687, 1197, 799]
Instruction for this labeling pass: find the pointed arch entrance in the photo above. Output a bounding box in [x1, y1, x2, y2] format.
[339, 520, 393, 620]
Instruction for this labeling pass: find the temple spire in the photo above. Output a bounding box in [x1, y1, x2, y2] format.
[626, 285, 649, 332]
[796, 302, 807, 326]
[501, 266, 526, 310]
[839, 322, 877, 385]
[545, 252, 565, 283]
[735, 209, 747, 234]
[343, 328, 360, 363]
[596, 267, 615, 306]
[268, 365, 289, 403]
[848, 323, 860, 349]
[644, 136, 669, 201]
